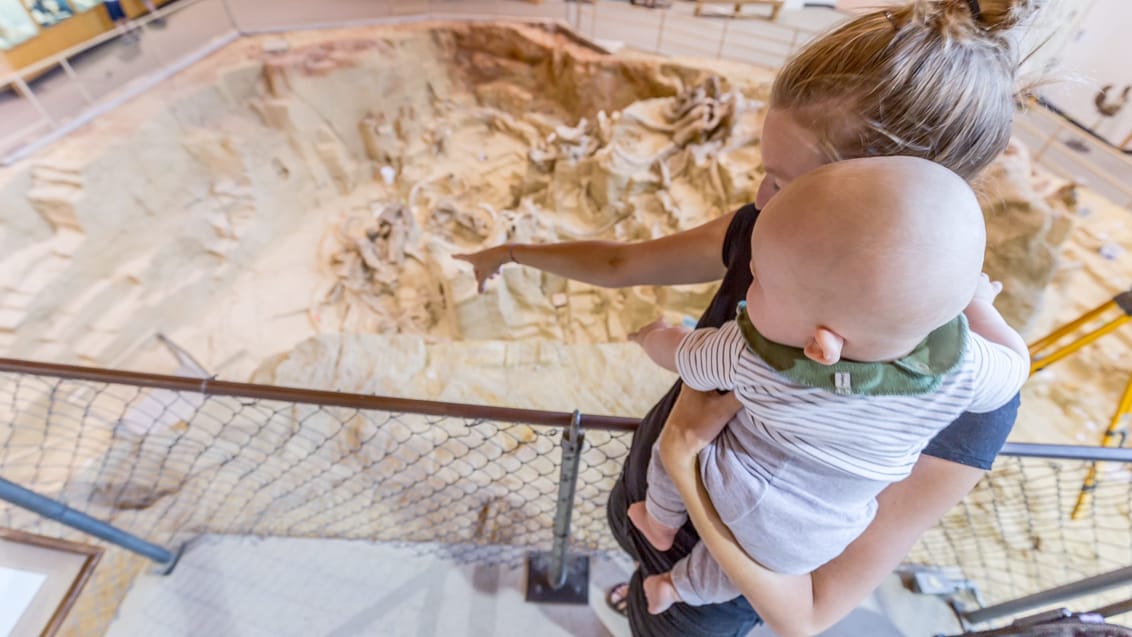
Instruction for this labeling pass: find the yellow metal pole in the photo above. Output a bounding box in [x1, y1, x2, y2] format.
[1071, 373, 1132, 520]
[1029, 300, 1116, 357]
[1027, 290, 1132, 520]
[1030, 315, 1132, 375]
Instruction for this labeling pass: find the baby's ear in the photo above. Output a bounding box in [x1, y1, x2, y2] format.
[803, 328, 844, 366]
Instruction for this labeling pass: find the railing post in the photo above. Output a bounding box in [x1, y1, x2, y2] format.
[59, 58, 94, 105]
[220, 0, 241, 34]
[141, 22, 169, 67]
[716, 18, 729, 59]
[1033, 126, 1059, 163]
[13, 76, 56, 126]
[0, 476, 180, 571]
[525, 410, 589, 604]
[655, 10, 666, 53]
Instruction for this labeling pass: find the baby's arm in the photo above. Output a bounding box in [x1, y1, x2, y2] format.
[963, 275, 1029, 412]
[629, 318, 690, 373]
[965, 330, 1029, 413]
[964, 275, 1028, 360]
[630, 318, 747, 389]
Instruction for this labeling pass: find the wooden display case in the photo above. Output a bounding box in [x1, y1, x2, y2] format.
[1, 0, 173, 80]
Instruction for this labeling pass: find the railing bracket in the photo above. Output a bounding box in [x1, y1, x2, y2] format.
[525, 411, 589, 605]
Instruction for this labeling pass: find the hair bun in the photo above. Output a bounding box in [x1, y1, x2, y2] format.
[772, 0, 1043, 179]
[937, 0, 1042, 32]
[965, 0, 982, 20]
[910, 0, 1040, 39]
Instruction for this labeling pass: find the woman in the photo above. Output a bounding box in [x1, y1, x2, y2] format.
[455, 1, 1040, 635]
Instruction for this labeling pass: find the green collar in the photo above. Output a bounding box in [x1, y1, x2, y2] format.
[735, 302, 968, 396]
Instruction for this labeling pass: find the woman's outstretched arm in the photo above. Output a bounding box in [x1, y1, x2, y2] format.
[658, 398, 984, 637]
[453, 211, 736, 291]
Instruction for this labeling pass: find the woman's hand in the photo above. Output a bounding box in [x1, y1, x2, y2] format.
[452, 211, 736, 291]
[453, 245, 513, 293]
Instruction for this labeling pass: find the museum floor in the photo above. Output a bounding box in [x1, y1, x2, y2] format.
[104, 536, 962, 637]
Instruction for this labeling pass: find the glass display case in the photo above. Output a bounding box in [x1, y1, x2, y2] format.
[21, 0, 74, 28]
[0, 0, 38, 49]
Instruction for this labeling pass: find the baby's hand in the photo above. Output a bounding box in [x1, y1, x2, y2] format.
[970, 273, 1004, 307]
[629, 317, 670, 345]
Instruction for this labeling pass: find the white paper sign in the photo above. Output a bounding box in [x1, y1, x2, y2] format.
[0, 566, 47, 637]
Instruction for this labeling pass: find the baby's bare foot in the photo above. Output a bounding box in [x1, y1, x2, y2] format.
[628, 501, 678, 551]
[643, 572, 680, 615]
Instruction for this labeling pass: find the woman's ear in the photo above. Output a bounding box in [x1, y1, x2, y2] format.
[803, 327, 844, 366]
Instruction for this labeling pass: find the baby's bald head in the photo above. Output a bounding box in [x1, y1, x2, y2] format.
[749, 156, 984, 362]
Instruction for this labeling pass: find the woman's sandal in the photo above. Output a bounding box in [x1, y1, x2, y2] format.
[605, 582, 630, 617]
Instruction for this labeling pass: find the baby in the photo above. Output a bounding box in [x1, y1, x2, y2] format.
[628, 156, 1029, 614]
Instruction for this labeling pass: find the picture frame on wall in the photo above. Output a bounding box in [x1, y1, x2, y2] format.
[0, 529, 101, 637]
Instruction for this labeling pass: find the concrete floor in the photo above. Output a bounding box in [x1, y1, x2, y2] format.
[107, 537, 627, 637]
[105, 535, 963, 637]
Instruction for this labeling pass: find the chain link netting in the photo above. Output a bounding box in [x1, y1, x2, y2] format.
[3, 368, 1132, 635]
[0, 370, 631, 635]
[910, 454, 1132, 618]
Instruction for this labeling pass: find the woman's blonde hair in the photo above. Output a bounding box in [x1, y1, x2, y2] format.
[771, 0, 1041, 180]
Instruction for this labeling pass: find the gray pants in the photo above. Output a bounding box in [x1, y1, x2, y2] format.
[645, 425, 883, 606]
[607, 382, 761, 636]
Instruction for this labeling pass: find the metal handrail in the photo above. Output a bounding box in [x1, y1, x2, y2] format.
[594, 3, 825, 50]
[999, 442, 1132, 462]
[0, 357, 639, 431]
[0, 119, 50, 151]
[0, 477, 177, 566]
[962, 565, 1132, 625]
[4, 356, 1132, 462]
[1026, 97, 1132, 170]
[1015, 114, 1132, 203]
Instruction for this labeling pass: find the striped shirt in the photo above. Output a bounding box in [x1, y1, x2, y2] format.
[675, 320, 1029, 481]
[655, 319, 1028, 600]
